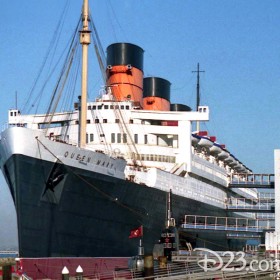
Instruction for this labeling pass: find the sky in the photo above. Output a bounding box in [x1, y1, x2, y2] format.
[0, 0, 280, 249]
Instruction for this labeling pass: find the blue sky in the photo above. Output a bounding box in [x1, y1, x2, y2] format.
[0, 0, 280, 248]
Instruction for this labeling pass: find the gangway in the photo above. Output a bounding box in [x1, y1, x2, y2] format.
[229, 173, 274, 188]
[258, 192, 275, 200]
[226, 233, 262, 240]
[181, 215, 274, 233]
[256, 213, 275, 221]
[225, 197, 274, 213]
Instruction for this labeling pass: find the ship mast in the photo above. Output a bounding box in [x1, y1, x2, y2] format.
[192, 63, 205, 131]
[79, 0, 91, 148]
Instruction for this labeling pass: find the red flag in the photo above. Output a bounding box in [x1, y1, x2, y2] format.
[129, 225, 143, 239]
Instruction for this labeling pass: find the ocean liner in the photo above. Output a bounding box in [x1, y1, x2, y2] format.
[0, 0, 258, 258]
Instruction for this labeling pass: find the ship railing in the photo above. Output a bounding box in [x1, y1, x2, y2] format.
[181, 214, 274, 233]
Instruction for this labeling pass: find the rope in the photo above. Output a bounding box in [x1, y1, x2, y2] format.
[36, 137, 147, 220]
[23, 0, 71, 114]
[35, 137, 238, 250]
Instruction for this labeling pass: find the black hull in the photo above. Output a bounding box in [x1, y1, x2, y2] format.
[3, 154, 244, 257]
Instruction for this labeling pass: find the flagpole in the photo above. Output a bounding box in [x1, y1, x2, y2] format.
[138, 226, 144, 256]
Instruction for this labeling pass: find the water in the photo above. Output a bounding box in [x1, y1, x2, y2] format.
[0, 251, 18, 258]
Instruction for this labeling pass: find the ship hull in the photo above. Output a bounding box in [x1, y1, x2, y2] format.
[3, 153, 242, 258]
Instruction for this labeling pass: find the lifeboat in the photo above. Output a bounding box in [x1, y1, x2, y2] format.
[238, 165, 247, 173]
[217, 148, 230, 160]
[227, 154, 238, 168]
[191, 134, 200, 146]
[209, 143, 222, 156]
[224, 155, 234, 164]
[234, 161, 246, 172]
[198, 136, 214, 148]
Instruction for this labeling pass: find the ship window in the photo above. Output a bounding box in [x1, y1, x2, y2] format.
[129, 119, 133, 124]
[144, 135, 148, 144]
[110, 105, 114, 109]
[103, 119, 107, 123]
[115, 105, 119, 109]
[90, 134, 94, 142]
[104, 105, 109, 109]
[111, 133, 115, 143]
[95, 119, 99, 123]
[126, 105, 129, 110]
[87, 119, 90, 124]
[100, 134, 105, 137]
[92, 105, 96, 110]
[123, 133, 127, 143]
[86, 133, 88, 143]
[10, 112, 13, 116]
[88, 105, 91, 110]
[117, 133, 121, 143]
[115, 119, 120, 123]
[98, 105, 102, 110]
[121, 105, 124, 110]
[134, 134, 138, 144]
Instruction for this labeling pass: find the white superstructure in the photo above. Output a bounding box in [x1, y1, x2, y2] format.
[6, 92, 258, 211]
